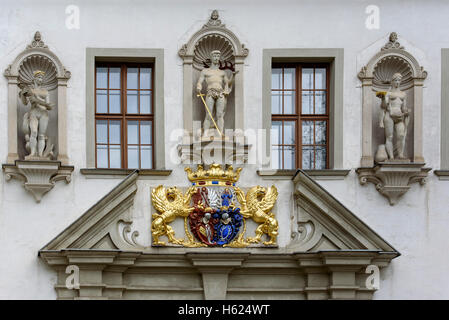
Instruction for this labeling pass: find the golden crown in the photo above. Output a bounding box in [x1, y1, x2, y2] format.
[185, 164, 242, 186]
[33, 70, 45, 77]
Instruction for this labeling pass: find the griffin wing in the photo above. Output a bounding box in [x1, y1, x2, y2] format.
[235, 187, 251, 218]
[183, 186, 196, 207]
[151, 185, 169, 213]
[259, 186, 278, 213]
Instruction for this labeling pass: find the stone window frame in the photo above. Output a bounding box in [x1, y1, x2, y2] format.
[435, 49, 449, 179]
[259, 48, 349, 180]
[84, 48, 169, 176]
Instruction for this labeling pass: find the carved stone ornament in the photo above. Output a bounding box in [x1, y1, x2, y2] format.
[356, 162, 430, 205]
[3, 160, 74, 203]
[178, 10, 249, 164]
[356, 32, 429, 205]
[2, 31, 73, 202]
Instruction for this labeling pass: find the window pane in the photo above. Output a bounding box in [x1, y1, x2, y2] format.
[271, 121, 282, 145]
[272, 68, 282, 90]
[127, 121, 139, 144]
[301, 91, 313, 114]
[96, 145, 108, 168]
[302, 146, 314, 169]
[127, 145, 139, 168]
[315, 68, 326, 89]
[140, 68, 151, 89]
[271, 146, 281, 169]
[140, 91, 151, 114]
[140, 121, 152, 144]
[302, 68, 314, 89]
[284, 68, 296, 90]
[283, 91, 295, 114]
[315, 92, 326, 114]
[127, 91, 138, 113]
[96, 120, 108, 143]
[302, 121, 313, 145]
[109, 145, 121, 168]
[127, 68, 138, 89]
[316, 146, 326, 169]
[315, 121, 327, 145]
[284, 121, 295, 145]
[271, 92, 282, 114]
[109, 90, 121, 113]
[283, 146, 295, 169]
[109, 120, 121, 144]
[96, 90, 107, 113]
[141, 146, 152, 169]
[96, 67, 108, 88]
[109, 67, 121, 89]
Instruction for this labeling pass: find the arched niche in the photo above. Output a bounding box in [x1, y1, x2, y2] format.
[356, 33, 430, 205]
[358, 32, 427, 166]
[2, 31, 73, 203]
[178, 10, 249, 136]
[4, 31, 71, 164]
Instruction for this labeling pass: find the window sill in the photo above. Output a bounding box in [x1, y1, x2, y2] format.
[80, 168, 172, 178]
[257, 169, 351, 180]
[434, 170, 449, 180]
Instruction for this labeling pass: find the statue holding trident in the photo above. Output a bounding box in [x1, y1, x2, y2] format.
[196, 50, 237, 137]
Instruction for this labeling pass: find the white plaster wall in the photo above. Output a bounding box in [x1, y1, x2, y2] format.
[1, 0, 449, 299]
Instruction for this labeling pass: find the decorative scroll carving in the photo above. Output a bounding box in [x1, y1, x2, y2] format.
[356, 163, 430, 205]
[2, 160, 73, 203]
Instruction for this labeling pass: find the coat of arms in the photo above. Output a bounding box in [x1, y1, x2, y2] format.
[151, 164, 279, 247]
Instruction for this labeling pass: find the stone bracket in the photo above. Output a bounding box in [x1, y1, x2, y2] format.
[177, 139, 250, 164]
[3, 160, 74, 202]
[356, 162, 431, 205]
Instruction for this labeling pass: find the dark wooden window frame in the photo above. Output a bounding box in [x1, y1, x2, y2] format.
[94, 62, 155, 169]
[271, 63, 330, 169]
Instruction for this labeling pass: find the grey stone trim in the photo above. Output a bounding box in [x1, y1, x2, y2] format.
[441, 49, 449, 169]
[80, 168, 172, 177]
[85, 48, 165, 169]
[257, 169, 351, 180]
[39, 249, 397, 300]
[262, 48, 344, 169]
[433, 170, 449, 180]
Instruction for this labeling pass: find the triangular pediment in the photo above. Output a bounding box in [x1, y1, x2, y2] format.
[40, 171, 139, 252]
[289, 170, 398, 255]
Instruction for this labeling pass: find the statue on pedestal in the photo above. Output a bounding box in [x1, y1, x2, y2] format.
[19, 70, 54, 159]
[196, 50, 236, 137]
[375, 73, 409, 161]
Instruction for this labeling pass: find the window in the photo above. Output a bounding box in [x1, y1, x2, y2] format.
[95, 63, 154, 169]
[271, 64, 329, 170]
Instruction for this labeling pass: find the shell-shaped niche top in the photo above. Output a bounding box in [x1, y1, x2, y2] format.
[193, 34, 234, 70]
[18, 55, 58, 90]
[373, 55, 413, 90]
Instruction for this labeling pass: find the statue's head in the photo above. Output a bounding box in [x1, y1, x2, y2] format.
[204, 212, 211, 220]
[391, 73, 402, 88]
[33, 70, 45, 85]
[210, 50, 221, 64]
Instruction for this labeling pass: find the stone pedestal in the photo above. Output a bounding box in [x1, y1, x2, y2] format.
[2, 160, 74, 202]
[356, 161, 430, 205]
[178, 136, 250, 164]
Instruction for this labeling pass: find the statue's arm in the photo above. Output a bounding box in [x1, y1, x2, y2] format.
[196, 71, 205, 93]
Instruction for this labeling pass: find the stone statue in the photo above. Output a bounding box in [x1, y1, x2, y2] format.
[19, 70, 54, 159]
[196, 50, 236, 136]
[376, 73, 409, 161]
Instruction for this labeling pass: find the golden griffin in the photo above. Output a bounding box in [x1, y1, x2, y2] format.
[150, 164, 279, 247]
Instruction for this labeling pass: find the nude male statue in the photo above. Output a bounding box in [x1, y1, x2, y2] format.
[19, 70, 54, 159]
[196, 50, 236, 136]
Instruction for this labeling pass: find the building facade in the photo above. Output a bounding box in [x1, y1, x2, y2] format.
[1, 0, 449, 299]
